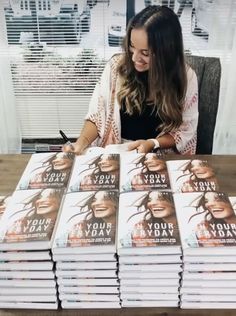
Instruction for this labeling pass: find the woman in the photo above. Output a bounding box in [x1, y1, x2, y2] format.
[67, 190, 118, 247]
[4, 188, 63, 242]
[188, 191, 236, 247]
[129, 191, 180, 247]
[25, 152, 74, 189]
[178, 159, 219, 192]
[63, 5, 198, 155]
[70, 154, 119, 191]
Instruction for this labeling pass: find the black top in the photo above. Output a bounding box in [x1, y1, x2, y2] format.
[120, 102, 162, 140]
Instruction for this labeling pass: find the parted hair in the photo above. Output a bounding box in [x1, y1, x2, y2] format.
[117, 5, 187, 134]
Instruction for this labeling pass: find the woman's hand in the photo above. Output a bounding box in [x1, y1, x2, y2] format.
[62, 137, 89, 155]
[127, 139, 154, 153]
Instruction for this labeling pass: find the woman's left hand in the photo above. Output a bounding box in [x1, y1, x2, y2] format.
[127, 139, 154, 153]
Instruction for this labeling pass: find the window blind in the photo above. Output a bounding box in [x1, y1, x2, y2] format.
[0, 0, 235, 139]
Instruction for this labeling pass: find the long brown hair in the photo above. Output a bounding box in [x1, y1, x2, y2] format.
[117, 5, 187, 134]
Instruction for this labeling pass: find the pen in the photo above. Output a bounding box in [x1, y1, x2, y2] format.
[59, 130, 74, 149]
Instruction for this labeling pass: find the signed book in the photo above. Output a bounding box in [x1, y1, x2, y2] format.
[166, 159, 219, 193]
[52, 190, 118, 254]
[173, 191, 236, 256]
[68, 153, 119, 192]
[16, 152, 74, 190]
[117, 191, 181, 255]
[0, 189, 64, 251]
[120, 153, 170, 192]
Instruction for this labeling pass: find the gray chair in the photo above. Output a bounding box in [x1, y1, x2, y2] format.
[186, 55, 221, 154]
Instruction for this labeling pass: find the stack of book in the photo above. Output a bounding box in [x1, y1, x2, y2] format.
[117, 153, 182, 308]
[169, 158, 236, 309]
[0, 152, 74, 309]
[52, 153, 121, 309]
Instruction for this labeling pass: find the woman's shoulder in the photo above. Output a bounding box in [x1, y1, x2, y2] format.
[185, 63, 197, 82]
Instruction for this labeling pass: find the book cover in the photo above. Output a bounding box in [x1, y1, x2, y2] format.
[166, 159, 219, 193]
[118, 191, 181, 254]
[16, 152, 74, 190]
[53, 190, 118, 253]
[120, 153, 170, 192]
[68, 153, 120, 192]
[174, 191, 236, 254]
[0, 188, 64, 250]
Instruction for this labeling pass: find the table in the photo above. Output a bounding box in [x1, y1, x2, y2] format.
[0, 154, 236, 316]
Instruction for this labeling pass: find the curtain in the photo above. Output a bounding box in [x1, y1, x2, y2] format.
[0, 4, 21, 153]
[213, 0, 236, 154]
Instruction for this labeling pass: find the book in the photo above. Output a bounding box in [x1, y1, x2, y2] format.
[68, 153, 119, 192]
[55, 269, 117, 278]
[180, 287, 236, 295]
[57, 278, 119, 287]
[0, 295, 57, 302]
[0, 302, 58, 309]
[0, 261, 53, 271]
[183, 255, 236, 263]
[52, 190, 118, 254]
[120, 286, 179, 294]
[182, 280, 236, 288]
[181, 293, 236, 302]
[59, 285, 119, 294]
[0, 250, 52, 261]
[53, 253, 117, 262]
[0, 188, 64, 251]
[119, 263, 182, 273]
[118, 191, 181, 255]
[180, 302, 236, 309]
[182, 271, 236, 280]
[0, 279, 56, 288]
[120, 153, 170, 192]
[61, 301, 121, 309]
[59, 293, 120, 302]
[166, 159, 219, 193]
[121, 300, 178, 307]
[0, 287, 57, 295]
[56, 261, 117, 270]
[0, 270, 55, 279]
[119, 254, 181, 264]
[120, 293, 178, 301]
[173, 191, 236, 255]
[118, 271, 179, 279]
[120, 278, 180, 287]
[16, 152, 74, 190]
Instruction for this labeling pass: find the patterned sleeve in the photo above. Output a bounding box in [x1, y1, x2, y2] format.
[169, 67, 199, 154]
[84, 61, 111, 145]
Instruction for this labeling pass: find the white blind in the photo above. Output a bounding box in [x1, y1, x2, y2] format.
[0, 0, 235, 139]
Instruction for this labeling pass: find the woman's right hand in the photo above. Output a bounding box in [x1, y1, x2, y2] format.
[62, 137, 89, 155]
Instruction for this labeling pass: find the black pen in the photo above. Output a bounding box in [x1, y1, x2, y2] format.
[59, 130, 74, 149]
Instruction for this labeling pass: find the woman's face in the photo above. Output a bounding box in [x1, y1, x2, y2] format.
[35, 189, 59, 215]
[144, 154, 166, 172]
[130, 28, 150, 72]
[91, 191, 116, 219]
[204, 192, 234, 220]
[147, 192, 174, 219]
[52, 153, 73, 171]
[190, 160, 214, 179]
[98, 155, 119, 173]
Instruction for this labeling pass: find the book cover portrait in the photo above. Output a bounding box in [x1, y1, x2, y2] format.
[68, 154, 120, 192]
[17, 152, 74, 190]
[54, 190, 118, 249]
[167, 159, 219, 193]
[0, 188, 64, 244]
[120, 153, 170, 192]
[118, 191, 180, 249]
[174, 191, 236, 249]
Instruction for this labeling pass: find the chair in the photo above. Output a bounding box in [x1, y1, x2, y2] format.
[185, 55, 221, 154]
